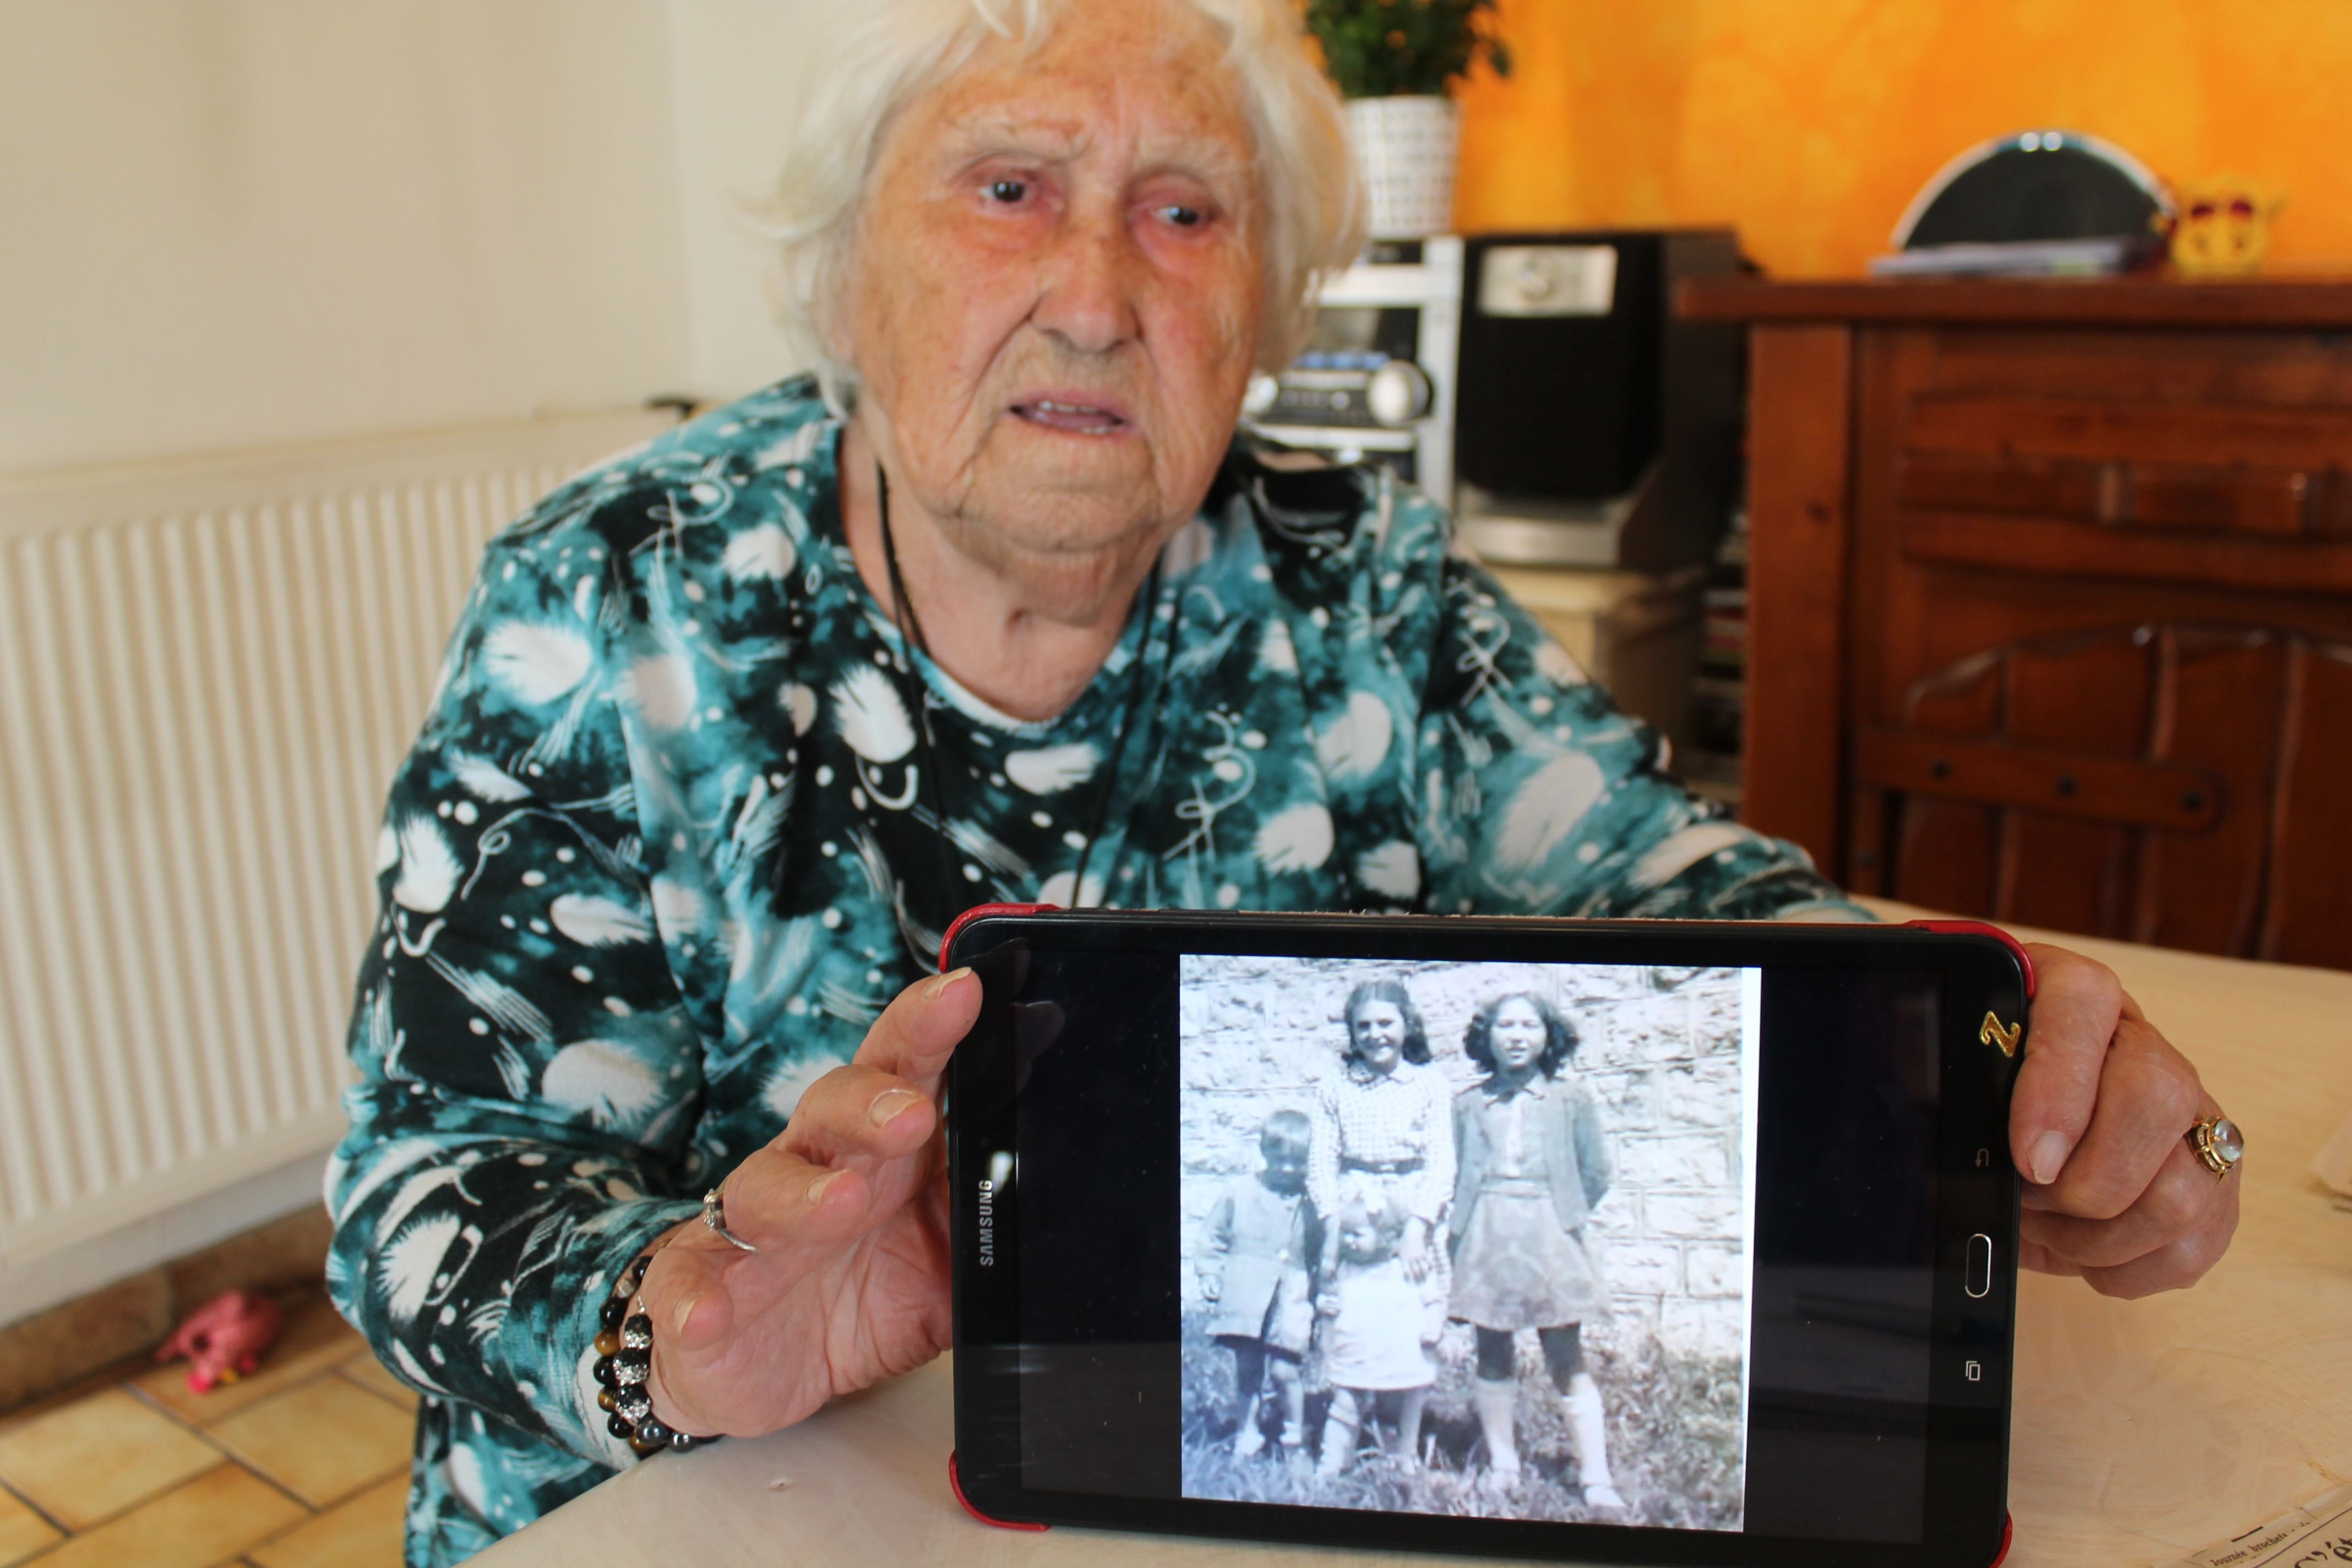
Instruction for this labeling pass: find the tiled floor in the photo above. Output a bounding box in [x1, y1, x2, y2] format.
[0, 1293, 413, 1568]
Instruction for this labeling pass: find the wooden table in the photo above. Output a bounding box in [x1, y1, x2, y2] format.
[478, 912, 2352, 1566]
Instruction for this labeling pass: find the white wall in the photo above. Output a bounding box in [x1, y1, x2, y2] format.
[0, 1, 819, 1324]
[663, 0, 819, 404]
[0, 0, 700, 473]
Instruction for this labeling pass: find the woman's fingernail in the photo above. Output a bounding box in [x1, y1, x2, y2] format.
[806, 1169, 845, 1206]
[924, 966, 972, 1001]
[2027, 1131, 2070, 1185]
[869, 1087, 925, 1127]
[672, 1293, 699, 1339]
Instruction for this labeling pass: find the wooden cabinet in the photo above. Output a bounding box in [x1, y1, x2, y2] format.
[1681, 279, 2352, 968]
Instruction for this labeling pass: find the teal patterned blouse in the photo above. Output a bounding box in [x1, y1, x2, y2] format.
[324, 376, 1860, 1565]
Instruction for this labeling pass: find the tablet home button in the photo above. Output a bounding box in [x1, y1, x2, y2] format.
[1966, 1233, 1994, 1298]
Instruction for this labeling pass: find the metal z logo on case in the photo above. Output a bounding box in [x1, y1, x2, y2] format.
[1979, 1012, 2023, 1059]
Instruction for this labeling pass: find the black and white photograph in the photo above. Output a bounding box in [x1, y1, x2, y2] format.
[1180, 956, 1760, 1529]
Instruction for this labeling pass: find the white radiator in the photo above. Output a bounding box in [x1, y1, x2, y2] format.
[0, 410, 677, 1268]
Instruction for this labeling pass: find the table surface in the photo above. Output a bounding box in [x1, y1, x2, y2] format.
[480, 910, 2352, 1567]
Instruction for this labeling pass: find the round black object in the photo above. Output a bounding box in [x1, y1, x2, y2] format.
[1899, 132, 2166, 248]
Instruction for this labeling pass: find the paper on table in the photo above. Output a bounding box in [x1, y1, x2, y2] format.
[2155, 1483, 2352, 1568]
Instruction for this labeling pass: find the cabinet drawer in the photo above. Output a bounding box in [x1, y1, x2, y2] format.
[1897, 448, 2342, 536]
[1889, 390, 2352, 591]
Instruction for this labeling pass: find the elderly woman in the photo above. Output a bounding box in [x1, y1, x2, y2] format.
[325, 0, 2237, 1561]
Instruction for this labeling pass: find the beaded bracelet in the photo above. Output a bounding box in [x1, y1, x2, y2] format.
[590, 1249, 714, 1457]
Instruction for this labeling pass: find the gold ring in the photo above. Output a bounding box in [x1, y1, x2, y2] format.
[2186, 1114, 2244, 1180]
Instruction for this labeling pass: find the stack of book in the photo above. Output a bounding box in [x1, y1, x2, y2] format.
[1866, 235, 2160, 278]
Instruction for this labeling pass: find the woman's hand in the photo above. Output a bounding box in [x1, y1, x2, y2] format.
[636, 966, 981, 1438]
[1400, 1216, 1435, 1282]
[2010, 945, 2239, 1298]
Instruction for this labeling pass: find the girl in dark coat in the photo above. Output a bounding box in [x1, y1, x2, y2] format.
[1197, 1109, 1318, 1456]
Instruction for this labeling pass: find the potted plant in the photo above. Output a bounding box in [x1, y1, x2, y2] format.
[1308, 0, 1512, 239]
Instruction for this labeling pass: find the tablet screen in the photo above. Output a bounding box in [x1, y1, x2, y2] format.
[1176, 957, 1762, 1529]
[997, 945, 1949, 1547]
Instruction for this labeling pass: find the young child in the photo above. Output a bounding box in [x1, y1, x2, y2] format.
[1197, 1109, 1319, 1458]
[1448, 990, 1623, 1513]
[1314, 1179, 1445, 1479]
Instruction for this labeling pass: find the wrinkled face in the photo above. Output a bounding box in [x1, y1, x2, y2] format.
[1349, 1000, 1407, 1074]
[1491, 995, 1548, 1073]
[842, 1, 1264, 608]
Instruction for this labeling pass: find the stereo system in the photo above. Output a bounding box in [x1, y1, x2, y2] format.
[1242, 229, 1747, 570]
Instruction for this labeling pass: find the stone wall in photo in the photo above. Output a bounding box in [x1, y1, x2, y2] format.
[1180, 956, 1751, 1358]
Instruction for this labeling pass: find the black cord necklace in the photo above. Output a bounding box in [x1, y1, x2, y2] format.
[874, 464, 1160, 922]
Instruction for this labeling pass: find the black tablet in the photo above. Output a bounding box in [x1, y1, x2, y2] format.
[944, 908, 2027, 1568]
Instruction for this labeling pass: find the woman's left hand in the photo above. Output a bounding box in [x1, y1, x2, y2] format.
[2008, 944, 2239, 1297]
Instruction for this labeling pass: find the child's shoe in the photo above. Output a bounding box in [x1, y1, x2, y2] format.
[1234, 1418, 1267, 1459]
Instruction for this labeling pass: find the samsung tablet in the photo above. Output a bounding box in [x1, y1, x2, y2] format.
[944, 908, 2028, 1568]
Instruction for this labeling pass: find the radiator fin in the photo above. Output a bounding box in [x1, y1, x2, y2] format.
[0, 412, 672, 1259]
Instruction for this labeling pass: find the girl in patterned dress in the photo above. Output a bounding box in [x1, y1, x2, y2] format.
[1448, 992, 1623, 1512]
[1308, 980, 1454, 1305]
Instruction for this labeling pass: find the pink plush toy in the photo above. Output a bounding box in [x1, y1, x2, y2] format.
[155, 1291, 282, 1392]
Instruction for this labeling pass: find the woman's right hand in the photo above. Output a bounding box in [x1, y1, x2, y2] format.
[634, 966, 982, 1438]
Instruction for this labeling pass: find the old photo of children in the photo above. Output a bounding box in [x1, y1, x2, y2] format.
[1179, 956, 1760, 1530]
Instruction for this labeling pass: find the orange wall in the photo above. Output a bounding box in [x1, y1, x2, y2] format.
[1455, 0, 2352, 277]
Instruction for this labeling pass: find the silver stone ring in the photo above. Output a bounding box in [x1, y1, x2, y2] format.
[702, 1184, 760, 1251]
[2187, 1114, 2245, 1180]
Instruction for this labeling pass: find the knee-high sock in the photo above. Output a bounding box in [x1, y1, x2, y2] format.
[1565, 1372, 1615, 1491]
[1473, 1378, 1520, 1474]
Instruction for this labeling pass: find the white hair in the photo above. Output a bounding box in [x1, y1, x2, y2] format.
[758, 0, 1364, 412]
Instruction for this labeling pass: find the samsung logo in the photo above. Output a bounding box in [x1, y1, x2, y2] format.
[976, 1177, 996, 1266]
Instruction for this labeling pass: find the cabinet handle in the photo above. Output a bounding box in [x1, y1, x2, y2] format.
[1854, 729, 2224, 832]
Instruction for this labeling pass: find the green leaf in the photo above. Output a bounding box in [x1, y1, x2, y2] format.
[1305, 0, 1511, 99]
